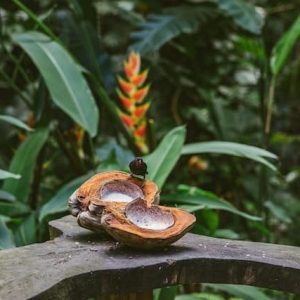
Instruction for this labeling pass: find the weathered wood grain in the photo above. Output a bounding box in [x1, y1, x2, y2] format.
[0, 215, 299, 300]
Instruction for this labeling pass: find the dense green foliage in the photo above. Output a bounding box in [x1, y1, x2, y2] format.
[0, 0, 300, 298]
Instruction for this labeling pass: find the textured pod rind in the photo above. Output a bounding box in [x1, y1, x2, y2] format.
[68, 190, 82, 217]
[102, 219, 194, 249]
[77, 211, 104, 233]
[101, 201, 196, 249]
[68, 171, 160, 233]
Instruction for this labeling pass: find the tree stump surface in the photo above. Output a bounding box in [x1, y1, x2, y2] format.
[0, 215, 299, 300]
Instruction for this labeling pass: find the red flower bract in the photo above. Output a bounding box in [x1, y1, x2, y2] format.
[116, 52, 151, 154]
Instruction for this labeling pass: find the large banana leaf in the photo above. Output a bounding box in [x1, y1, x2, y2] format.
[12, 31, 99, 137]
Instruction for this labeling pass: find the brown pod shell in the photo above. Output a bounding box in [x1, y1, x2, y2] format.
[68, 171, 159, 232]
[77, 211, 103, 233]
[101, 198, 196, 249]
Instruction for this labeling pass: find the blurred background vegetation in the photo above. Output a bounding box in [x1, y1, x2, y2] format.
[0, 0, 300, 299]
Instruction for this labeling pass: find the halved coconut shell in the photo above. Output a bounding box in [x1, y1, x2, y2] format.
[101, 198, 196, 249]
[68, 171, 159, 232]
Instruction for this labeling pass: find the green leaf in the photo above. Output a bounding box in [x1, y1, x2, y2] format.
[176, 293, 225, 300]
[144, 126, 186, 189]
[0, 115, 33, 131]
[131, 6, 214, 55]
[39, 173, 92, 222]
[0, 169, 21, 180]
[154, 287, 177, 300]
[217, 0, 264, 35]
[235, 35, 266, 61]
[270, 15, 300, 76]
[0, 219, 15, 250]
[3, 128, 49, 202]
[96, 140, 134, 169]
[14, 213, 36, 246]
[0, 190, 16, 202]
[215, 229, 239, 239]
[176, 204, 206, 213]
[162, 187, 261, 221]
[204, 284, 271, 300]
[0, 201, 30, 217]
[12, 31, 99, 137]
[264, 201, 292, 224]
[12, 0, 57, 41]
[201, 209, 219, 234]
[0, 215, 11, 222]
[181, 141, 277, 171]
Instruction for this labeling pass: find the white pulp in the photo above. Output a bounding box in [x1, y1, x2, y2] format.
[132, 219, 173, 231]
[102, 192, 134, 202]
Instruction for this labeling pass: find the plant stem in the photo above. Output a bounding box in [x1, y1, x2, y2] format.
[13, 0, 58, 41]
[0, 69, 32, 108]
[54, 128, 86, 175]
[29, 147, 45, 210]
[171, 87, 182, 124]
[10, 52, 30, 84]
[264, 76, 276, 135]
[87, 135, 97, 170]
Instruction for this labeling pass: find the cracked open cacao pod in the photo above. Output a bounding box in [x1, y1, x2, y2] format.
[68, 171, 195, 248]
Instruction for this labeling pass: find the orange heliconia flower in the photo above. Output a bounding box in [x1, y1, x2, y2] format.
[117, 51, 151, 154]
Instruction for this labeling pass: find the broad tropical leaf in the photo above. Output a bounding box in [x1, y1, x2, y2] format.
[0, 190, 16, 202]
[12, 31, 99, 137]
[144, 126, 186, 189]
[3, 128, 49, 202]
[162, 186, 261, 221]
[131, 6, 214, 54]
[181, 141, 277, 171]
[14, 213, 36, 246]
[0, 115, 33, 131]
[0, 201, 30, 217]
[270, 15, 300, 76]
[217, 0, 264, 35]
[0, 219, 15, 250]
[264, 201, 291, 224]
[0, 169, 21, 180]
[39, 173, 92, 221]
